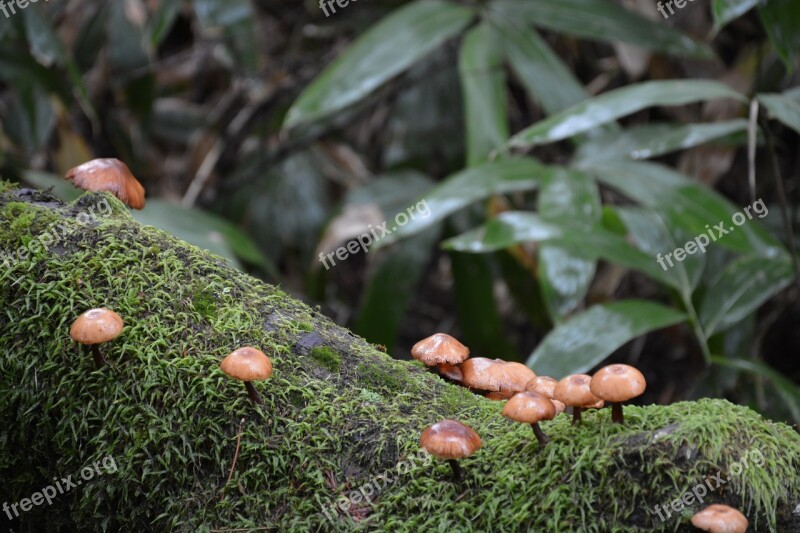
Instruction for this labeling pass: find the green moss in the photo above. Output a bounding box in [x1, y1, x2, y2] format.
[298, 322, 314, 332]
[1, 189, 799, 532]
[310, 346, 341, 372]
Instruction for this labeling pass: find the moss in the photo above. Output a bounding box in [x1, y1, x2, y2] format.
[310, 346, 341, 372]
[0, 187, 799, 532]
[298, 322, 314, 332]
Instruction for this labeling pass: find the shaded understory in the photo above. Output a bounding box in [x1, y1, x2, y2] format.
[0, 185, 799, 532]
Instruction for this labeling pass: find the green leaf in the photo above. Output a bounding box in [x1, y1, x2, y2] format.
[442, 211, 680, 290]
[133, 200, 277, 275]
[711, 355, 800, 422]
[588, 160, 785, 258]
[375, 158, 560, 248]
[759, 89, 800, 136]
[459, 23, 508, 166]
[193, 0, 260, 71]
[508, 81, 745, 149]
[537, 171, 600, 321]
[527, 300, 686, 377]
[283, 0, 475, 129]
[759, 0, 800, 71]
[575, 120, 748, 163]
[712, 0, 761, 34]
[493, 0, 713, 59]
[108, 0, 151, 79]
[699, 255, 794, 336]
[491, 12, 587, 114]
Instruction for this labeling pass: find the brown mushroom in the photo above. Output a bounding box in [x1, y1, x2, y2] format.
[65, 158, 146, 209]
[501, 391, 556, 447]
[70, 308, 124, 368]
[690, 504, 748, 533]
[554, 374, 601, 425]
[460, 358, 536, 396]
[411, 333, 470, 366]
[419, 419, 482, 481]
[437, 363, 463, 384]
[590, 364, 646, 423]
[220, 347, 273, 404]
[526, 376, 565, 414]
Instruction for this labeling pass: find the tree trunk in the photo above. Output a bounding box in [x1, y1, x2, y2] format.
[1, 185, 799, 532]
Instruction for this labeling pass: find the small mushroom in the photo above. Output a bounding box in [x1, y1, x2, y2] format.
[554, 374, 601, 425]
[436, 363, 463, 384]
[461, 358, 536, 397]
[590, 364, 646, 424]
[411, 333, 470, 366]
[525, 376, 565, 414]
[501, 391, 556, 447]
[70, 308, 124, 368]
[690, 504, 748, 533]
[220, 347, 273, 404]
[65, 158, 146, 209]
[419, 419, 482, 481]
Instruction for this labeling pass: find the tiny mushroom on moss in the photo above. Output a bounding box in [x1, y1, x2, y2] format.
[220, 347, 273, 404]
[460, 358, 536, 398]
[525, 376, 565, 415]
[419, 419, 482, 482]
[70, 308, 124, 368]
[502, 391, 556, 447]
[411, 333, 470, 367]
[690, 504, 748, 533]
[436, 363, 463, 384]
[65, 158, 146, 209]
[554, 374, 601, 425]
[590, 364, 646, 424]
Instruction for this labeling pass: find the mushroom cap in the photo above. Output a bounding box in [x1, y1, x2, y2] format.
[220, 347, 273, 382]
[460, 358, 536, 393]
[690, 504, 748, 533]
[552, 399, 566, 415]
[437, 363, 463, 383]
[420, 419, 482, 460]
[525, 376, 558, 398]
[486, 391, 513, 401]
[590, 364, 646, 403]
[70, 308, 124, 345]
[65, 158, 146, 209]
[554, 374, 601, 407]
[502, 391, 556, 424]
[411, 333, 469, 365]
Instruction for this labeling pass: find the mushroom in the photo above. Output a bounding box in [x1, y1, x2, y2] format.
[70, 308, 124, 368]
[460, 358, 536, 397]
[501, 391, 556, 447]
[590, 364, 646, 424]
[65, 158, 146, 209]
[220, 347, 273, 404]
[690, 504, 748, 533]
[419, 419, 482, 481]
[554, 374, 601, 425]
[411, 333, 470, 366]
[525, 376, 566, 414]
[436, 363, 463, 384]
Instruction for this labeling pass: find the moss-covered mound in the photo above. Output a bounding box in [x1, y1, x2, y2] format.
[1, 186, 799, 532]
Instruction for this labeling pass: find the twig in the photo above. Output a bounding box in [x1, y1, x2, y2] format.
[220, 417, 246, 501]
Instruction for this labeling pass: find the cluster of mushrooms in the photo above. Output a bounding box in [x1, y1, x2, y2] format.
[413, 333, 750, 533]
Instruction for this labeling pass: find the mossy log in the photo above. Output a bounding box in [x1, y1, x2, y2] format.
[1, 185, 799, 532]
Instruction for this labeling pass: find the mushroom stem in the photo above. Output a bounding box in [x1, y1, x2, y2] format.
[88, 345, 106, 368]
[244, 382, 263, 404]
[447, 459, 463, 482]
[530, 423, 549, 446]
[610, 402, 624, 424]
[571, 407, 582, 425]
